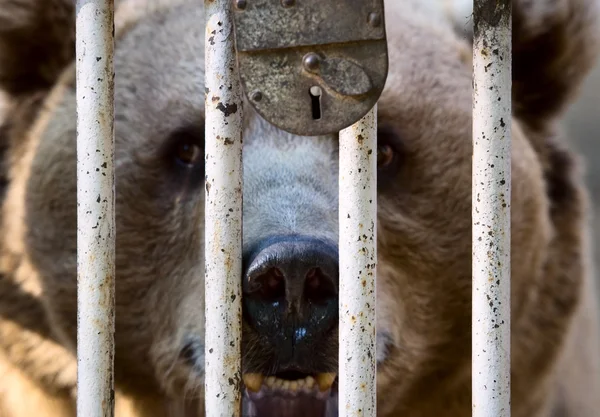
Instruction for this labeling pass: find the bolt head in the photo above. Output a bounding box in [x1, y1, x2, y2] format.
[303, 53, 320, 72]
[251, 91, 263, 102]
[235, 0, 247, 10]
[281, 0, 295, 7]
[368, 12, 382, 27]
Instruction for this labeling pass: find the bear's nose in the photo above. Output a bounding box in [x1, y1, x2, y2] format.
[242, 236, 338, 364]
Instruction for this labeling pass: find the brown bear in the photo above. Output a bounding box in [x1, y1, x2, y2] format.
[0, 0, 599, 416]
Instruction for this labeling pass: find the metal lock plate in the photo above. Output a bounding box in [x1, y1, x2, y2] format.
[232, 0, 389, 136]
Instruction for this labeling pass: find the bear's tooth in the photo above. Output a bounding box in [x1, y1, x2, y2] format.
[305, 375, 316, 389]
[315, 373, 336, 392]
[289, 381, 298, 392]
[243, 373, 264, 392]
[265, 376, 276, 388]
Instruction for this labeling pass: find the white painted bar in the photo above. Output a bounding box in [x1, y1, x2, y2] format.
[204, 0, 244, 416]
[339, 106, 378, 417]
[75, 1, 116, 416]
[472, 1, 512, 417]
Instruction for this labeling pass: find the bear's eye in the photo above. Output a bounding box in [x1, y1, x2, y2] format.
[376, 125, 402, 172]
[175, 142, 202, 166]
[165, 125, 204, 169]
[377, 143, 395, 168]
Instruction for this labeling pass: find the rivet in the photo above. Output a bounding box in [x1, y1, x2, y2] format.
[303, 53, 320, 72]
[235, 0, 247, 10]
[251, 91, 263, 102]
[368, 12, 382, 27]
[281, 0, 295, 7]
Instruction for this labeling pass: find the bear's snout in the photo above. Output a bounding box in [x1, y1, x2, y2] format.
[241, 235, 339, 369]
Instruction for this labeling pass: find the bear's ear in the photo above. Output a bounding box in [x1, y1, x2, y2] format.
[0, 0, 75, 96]
[512, 0, 600, 129]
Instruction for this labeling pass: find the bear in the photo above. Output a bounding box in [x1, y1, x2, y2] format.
[0, 0, 599, 416]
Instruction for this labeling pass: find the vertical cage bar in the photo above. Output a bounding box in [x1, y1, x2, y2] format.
[339, 105, 378, 417]
[472, 1, 512, 417]
[204, 0, 244, 416]
[75, 0, 116, 416]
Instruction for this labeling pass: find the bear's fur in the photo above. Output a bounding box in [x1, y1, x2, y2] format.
[0, 0, 599, 416]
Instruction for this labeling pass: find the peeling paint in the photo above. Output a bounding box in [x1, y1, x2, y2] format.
[472, 1, 511, 417]
[75, 1, 116, 417]
[216, 102, 238, 117]
[204, 2, 244, 417]
[339, 107, 377, 417]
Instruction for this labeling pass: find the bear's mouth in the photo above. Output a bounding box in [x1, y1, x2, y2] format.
[242, 371, 338, 417]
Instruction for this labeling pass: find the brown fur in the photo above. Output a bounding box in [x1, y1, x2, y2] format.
[0, 0, 598, 416]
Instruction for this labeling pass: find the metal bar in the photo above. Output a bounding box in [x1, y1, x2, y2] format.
[204, 0, 244, 415]
[339, 105, 378, 417]
[472, 1, 512, 417]
[75, 0, 116, 416]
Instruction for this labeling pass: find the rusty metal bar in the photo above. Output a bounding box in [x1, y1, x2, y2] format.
[339, 105, 378, 417]
[75, 0, 116, 416]
[472, 1, 512, 417]
[204, 0, 244, 416]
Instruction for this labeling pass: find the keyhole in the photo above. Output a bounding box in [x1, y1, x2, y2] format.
[309, 86, 322, 120]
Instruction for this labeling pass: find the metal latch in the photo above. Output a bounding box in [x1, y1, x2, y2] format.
[232, 0, 389, 136]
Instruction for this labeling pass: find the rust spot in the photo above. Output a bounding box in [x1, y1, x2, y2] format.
[224, 253, 233, 272]
[473, 0, 510, 40]
[216, 102, 238, 117]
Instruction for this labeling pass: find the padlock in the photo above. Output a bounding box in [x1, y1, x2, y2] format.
[232, 0, 389, 137]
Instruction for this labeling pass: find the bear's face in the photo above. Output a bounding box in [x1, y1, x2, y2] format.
[19, 2, 549, 414]
[0, 0, 598, 416]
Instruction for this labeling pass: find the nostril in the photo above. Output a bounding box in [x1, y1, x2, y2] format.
[248, 267, 286, 301]
[304, 267, 336, 303]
